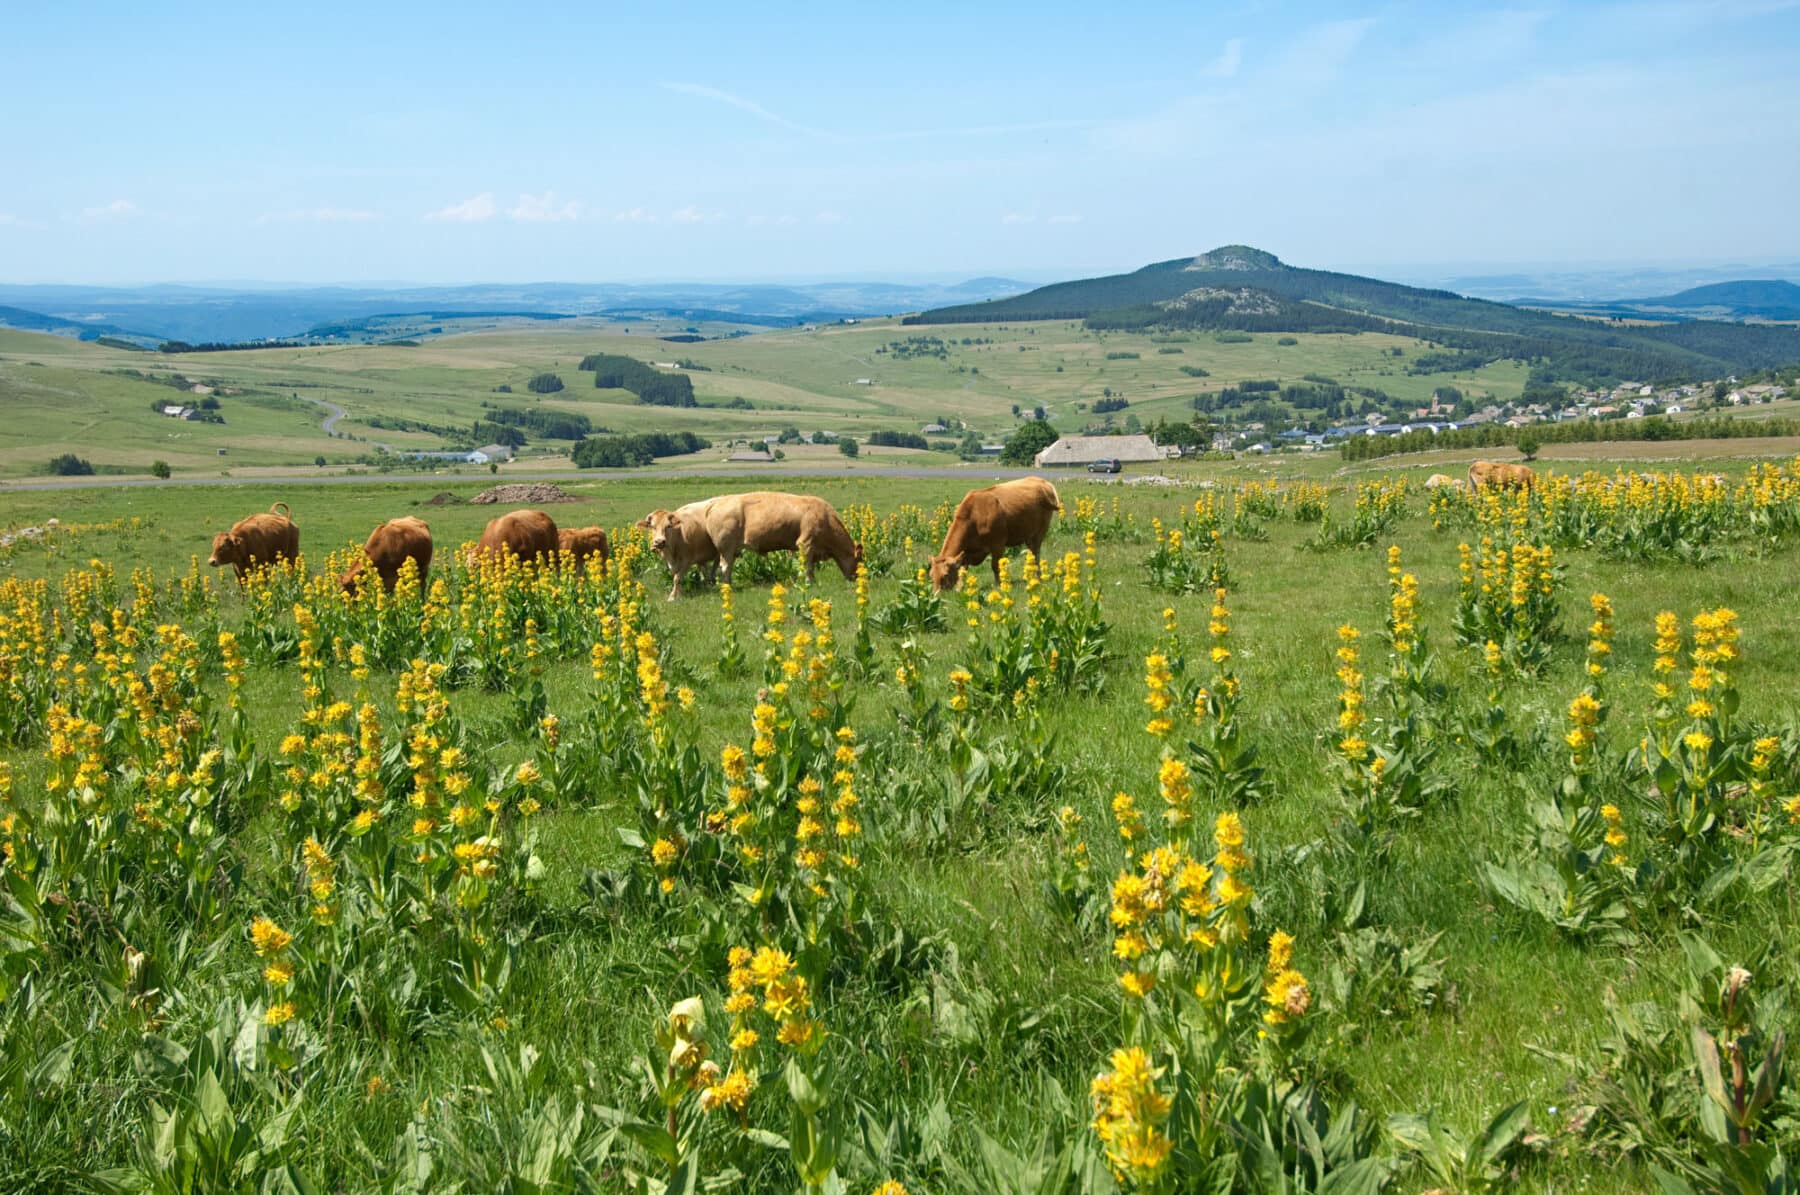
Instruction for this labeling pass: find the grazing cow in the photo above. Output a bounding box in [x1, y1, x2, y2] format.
[209, 502, 301, 582]
[475, 509, 558, 563]
[700, 492, 863, 587]
[557, 525, 612, 570]
[1467, 460, 1536, 491]
[638, 499, 722, 599]
[1424, 473, 1468, 491]
[929, 477, 1062, 590]
[340, 516, 433, 594]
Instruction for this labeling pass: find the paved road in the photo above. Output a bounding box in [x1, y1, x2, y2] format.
[295, 393, 397, 453]
[0, 463, 1045, 494]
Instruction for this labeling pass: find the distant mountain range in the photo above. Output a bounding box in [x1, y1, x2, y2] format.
[911, 246, 1800, 383]
[1520, 279, 1800, 322]
[0, 277, 1031, 345]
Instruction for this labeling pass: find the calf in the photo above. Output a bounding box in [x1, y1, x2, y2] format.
[929, 477, 1061, 590]
[340, 515, 433, 594]
[209, 502, 301, 582]
[557, 525, 612, 571]
[639, 499, 721, 599]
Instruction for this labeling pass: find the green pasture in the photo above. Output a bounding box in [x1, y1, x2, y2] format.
[0, 317, 1543, 481]
[1, 467, 1797, 1189]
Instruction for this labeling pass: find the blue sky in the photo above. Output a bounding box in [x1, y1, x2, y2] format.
[3, 0, 1797, 284]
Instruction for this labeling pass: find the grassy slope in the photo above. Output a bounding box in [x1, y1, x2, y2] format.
[0, 320, 1537, 480]
[2, 463, 1797, 1189]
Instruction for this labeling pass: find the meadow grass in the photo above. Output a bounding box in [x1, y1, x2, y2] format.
[1, 463, 1797, 1191]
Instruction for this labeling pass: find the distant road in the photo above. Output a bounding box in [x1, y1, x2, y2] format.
[0, 463, 1044, 494]
[295, 392, 397, 453]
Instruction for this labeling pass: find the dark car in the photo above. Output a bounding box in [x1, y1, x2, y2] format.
[1086, 458, 1122, 474]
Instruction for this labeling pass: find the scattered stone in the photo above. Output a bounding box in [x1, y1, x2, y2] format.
[470, 483, 580, 505]
[422, 491, 461, 506]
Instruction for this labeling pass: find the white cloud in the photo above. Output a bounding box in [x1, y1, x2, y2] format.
[613, 207, 657, 224]
[661, 81, 845, 141]
[1280, 17, 1375, 82]
[1202, 37, 1244, 79]
[1047, 213, 1083, 225]
[81, 198, 140, 222]
[259, 207, 381, 224]
[1000, 212, 1034, 225]
[425, 193, 497, 223]
[507, 192, 582, 223]
[813, 210, 845, 225]
[671, 204, 724, 225]
[0, 212, 20, 226]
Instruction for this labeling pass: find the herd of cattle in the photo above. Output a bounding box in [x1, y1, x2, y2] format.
[204, 463, 1536, 600]
[205, 477, 1067, 600]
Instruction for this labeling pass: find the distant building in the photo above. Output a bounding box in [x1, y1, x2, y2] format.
[851, 378, 874, 386]
[473, 443, 515, 463]
[1033, 434, 1169, 467]
[727, 451, 777, 463]
[920, 423, 949, 434]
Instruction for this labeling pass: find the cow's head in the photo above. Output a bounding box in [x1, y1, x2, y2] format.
[208, 532, 241, 568]
[928, 554, 961, 591]
[641, 510, 678, 552]
[852, 541, 865, 567]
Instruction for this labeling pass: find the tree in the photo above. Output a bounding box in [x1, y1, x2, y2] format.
[526, 372, 565, 394]
[838, 437, 859, 458]
[314, 455, 328, 467]
[1032, 405, 1047, 421]
[1000, 419, 1059, 465]
[1515, 431, 1543, 461]
[150, 460, 171, 479]
[47, 453, 94, 476]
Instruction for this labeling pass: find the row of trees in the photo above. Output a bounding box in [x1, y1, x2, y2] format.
[571, 431, 710, 468]
[1340, 413, 1800, 461]
[579, 353, 696, 407]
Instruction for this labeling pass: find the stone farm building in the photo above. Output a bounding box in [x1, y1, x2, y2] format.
[1033, 434, 1171, 467]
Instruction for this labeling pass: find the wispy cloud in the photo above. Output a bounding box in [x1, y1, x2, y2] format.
[507, 192, 581, 222]
[613, 207, 657, 224]
[81, 198, 140, 222]
[671, 204, 727, 225]
[1280, 17, 1375, 82]
[1047, 213, 1082, 225]
[424, 193, 497, 223]
[1202, 37, 1244, 79]
[661, 81, 846, 141]
[1000, 212, 1034, 225]
[813, 210, 845, 225]
[258, 207, 381, 224]
[746, 213, 799, 227]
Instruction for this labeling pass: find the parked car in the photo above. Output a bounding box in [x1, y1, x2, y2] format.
[1086, 458, 1122, 474]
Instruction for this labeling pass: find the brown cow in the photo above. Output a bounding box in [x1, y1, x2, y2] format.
[1467, 460, 1536, 491]
[209, 502, 301, 582]
[475, 509, 558, 563]
[638, 499, 722, 599]
[340, 516, 433, 593]
[557, 526, 611, 570]
[929, 477, 1062, 590]
[700, 492, 863, 587]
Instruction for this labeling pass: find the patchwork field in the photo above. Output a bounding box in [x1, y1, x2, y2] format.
[1, 456, 1797, 1192]
[0, 320, 1537, 481]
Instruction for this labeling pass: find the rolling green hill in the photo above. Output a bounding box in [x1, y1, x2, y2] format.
[911, 246, 1800, 383]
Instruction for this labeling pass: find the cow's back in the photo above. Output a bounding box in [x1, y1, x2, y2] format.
[480, 509, 557, 559]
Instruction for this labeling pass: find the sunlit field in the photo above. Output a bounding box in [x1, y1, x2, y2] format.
[2, 459, 1798, 1192]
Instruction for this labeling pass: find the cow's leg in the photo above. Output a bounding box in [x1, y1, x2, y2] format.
[990, 554, 1003, 585]
[799, 536, 818, 584]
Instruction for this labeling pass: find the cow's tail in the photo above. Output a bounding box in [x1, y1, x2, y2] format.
[270, 501, 292, 518]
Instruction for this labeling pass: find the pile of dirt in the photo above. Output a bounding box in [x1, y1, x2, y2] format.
[421, 491, 461, 506]
[469, 483, 580, 505]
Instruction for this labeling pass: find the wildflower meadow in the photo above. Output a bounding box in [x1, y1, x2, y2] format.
[1, 462, 1797, 1193]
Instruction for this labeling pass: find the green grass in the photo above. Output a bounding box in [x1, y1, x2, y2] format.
[0, 319, 1544, 481]
[1, 463, 1797, 1190]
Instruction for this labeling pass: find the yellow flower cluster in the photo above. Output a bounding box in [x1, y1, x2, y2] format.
[1335, 626, 1368, 764]
[1090, 1046, 1173, 1185]
[1142, 652, 1174, 738]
